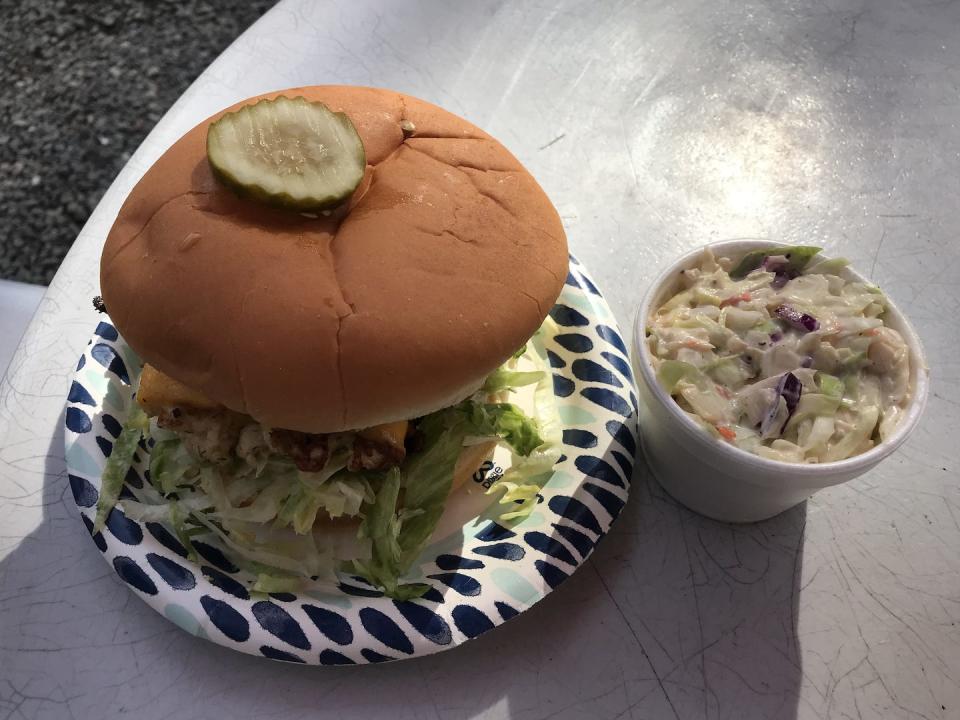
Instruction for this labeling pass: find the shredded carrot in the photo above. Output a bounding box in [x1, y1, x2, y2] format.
[720, 292, 751, 308]
[716, 425, 737, 441]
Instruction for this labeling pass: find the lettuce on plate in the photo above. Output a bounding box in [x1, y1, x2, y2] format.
[92, 327, 563, 599]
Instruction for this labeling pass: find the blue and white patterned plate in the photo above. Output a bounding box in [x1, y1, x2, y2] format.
[64, 254, 638, 664]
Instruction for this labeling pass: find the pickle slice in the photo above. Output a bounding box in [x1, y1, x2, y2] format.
[206, 96, 365, 211]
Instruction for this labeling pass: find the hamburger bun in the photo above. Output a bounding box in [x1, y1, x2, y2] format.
[100, 86, 567, 433]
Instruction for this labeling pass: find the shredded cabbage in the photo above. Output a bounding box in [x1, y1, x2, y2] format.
[648, 245, 910, 463]
[93, 406, 149, 532]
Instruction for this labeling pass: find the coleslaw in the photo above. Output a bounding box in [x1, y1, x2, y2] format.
[646, 245, 911, 463]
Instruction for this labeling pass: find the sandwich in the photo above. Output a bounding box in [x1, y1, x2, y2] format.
[94, 86, 568, 598]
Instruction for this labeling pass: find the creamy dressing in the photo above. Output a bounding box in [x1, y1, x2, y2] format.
[646, 247, 911, 463]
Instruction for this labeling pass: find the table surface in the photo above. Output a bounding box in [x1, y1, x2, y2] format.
[2, 1, 958, 718]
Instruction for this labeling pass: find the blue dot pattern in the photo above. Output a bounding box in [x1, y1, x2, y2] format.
[523, 531, 576, 566]
[68, 381, 96, 407]
[69, 474, 98, 507]
[94, 321, 119, 340]
[427, 572, 482, 597]
[252, 601, 311, 651]
[550, 304, 590, 327]
[435, 554, 485, 571]
[360, 648, 394, 663]
[582, 482, 626, 520]
[359, 608, 414, 655]
[202, 566, 250, 600]
[472, 542, 526, 561]
[63, 254, 638, 665]
[419, 587, 446, 604]
[104, 507, 143, 545]
[548, 495, 603, 535]
[113, 556, 157, 596]
[581, 386, 633, 417]
[606, 419, 637, 457]
[473, 522, 516, 542]
[495, 601, 519, 621]
[302, 605, 353, 646]
[393, 601, 452, 645]
[534, 560, 570, 589]
[338, 581, 384, 598]
[65, 407, 92, 433]
[81, 514, 107, 552]
[562, 429, 598, 448]
[595, 324, 629, 355]
[551, 523, 594, 558]
[145, 522, 188, 558]
[90, 343, 130, 383]
[260, 646, 305, 663]
[553, 374, 575, 397]
[146, 553, 196, 590]
[200, 596, 250, 642]
[193, 541, 238, 573]
[575, 455, 627, 488]
[555, 333, 594, 353]
[124, 466, 143, 489]
[611, 449, 633, 479]
[572, 358, 623, 388]
[600, 351, 633, 382]
[320, 649, 355, 665]
[95, 436, 112, 457]
[101, 414, 122, 438]
[452, 605, 495, 639]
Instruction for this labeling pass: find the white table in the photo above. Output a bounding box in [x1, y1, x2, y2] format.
[2, 1, 958, 718]
[0, 280, 44, 380]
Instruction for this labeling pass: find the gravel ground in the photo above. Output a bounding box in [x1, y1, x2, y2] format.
[0, 0, 275, 285]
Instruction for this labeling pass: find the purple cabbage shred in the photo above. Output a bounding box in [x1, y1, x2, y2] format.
[774, 304, 819, 332]
[763, 256, 797, 289]
[759, 372, 804, 438]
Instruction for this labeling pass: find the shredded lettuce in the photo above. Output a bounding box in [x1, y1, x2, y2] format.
[482, 367, 544, 394]
[485, 345, 562, 523]
[354, 336, 561, 597]
[93, 406, 149, 532]
[252, 572, 304, 594]
[149, 437, 197, 494]
[464, 402, 544, 456]
[354, 413, 487, 598]
[729, 245, 821, 279]
[102, 321, 562, 599]
[275, 448, 355, 532]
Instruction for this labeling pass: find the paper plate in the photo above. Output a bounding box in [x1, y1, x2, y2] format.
[64, 254, 638, 664]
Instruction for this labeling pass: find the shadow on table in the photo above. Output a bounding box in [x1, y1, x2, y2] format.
[578, 460, 808, 719]
[415, 456, 809, 720]
[2, 415, 805, 720]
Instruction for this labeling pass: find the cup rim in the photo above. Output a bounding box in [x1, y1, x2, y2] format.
[633, 239, 930, 480]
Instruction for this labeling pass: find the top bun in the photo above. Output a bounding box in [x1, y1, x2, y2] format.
[100, 86, 568, 433]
